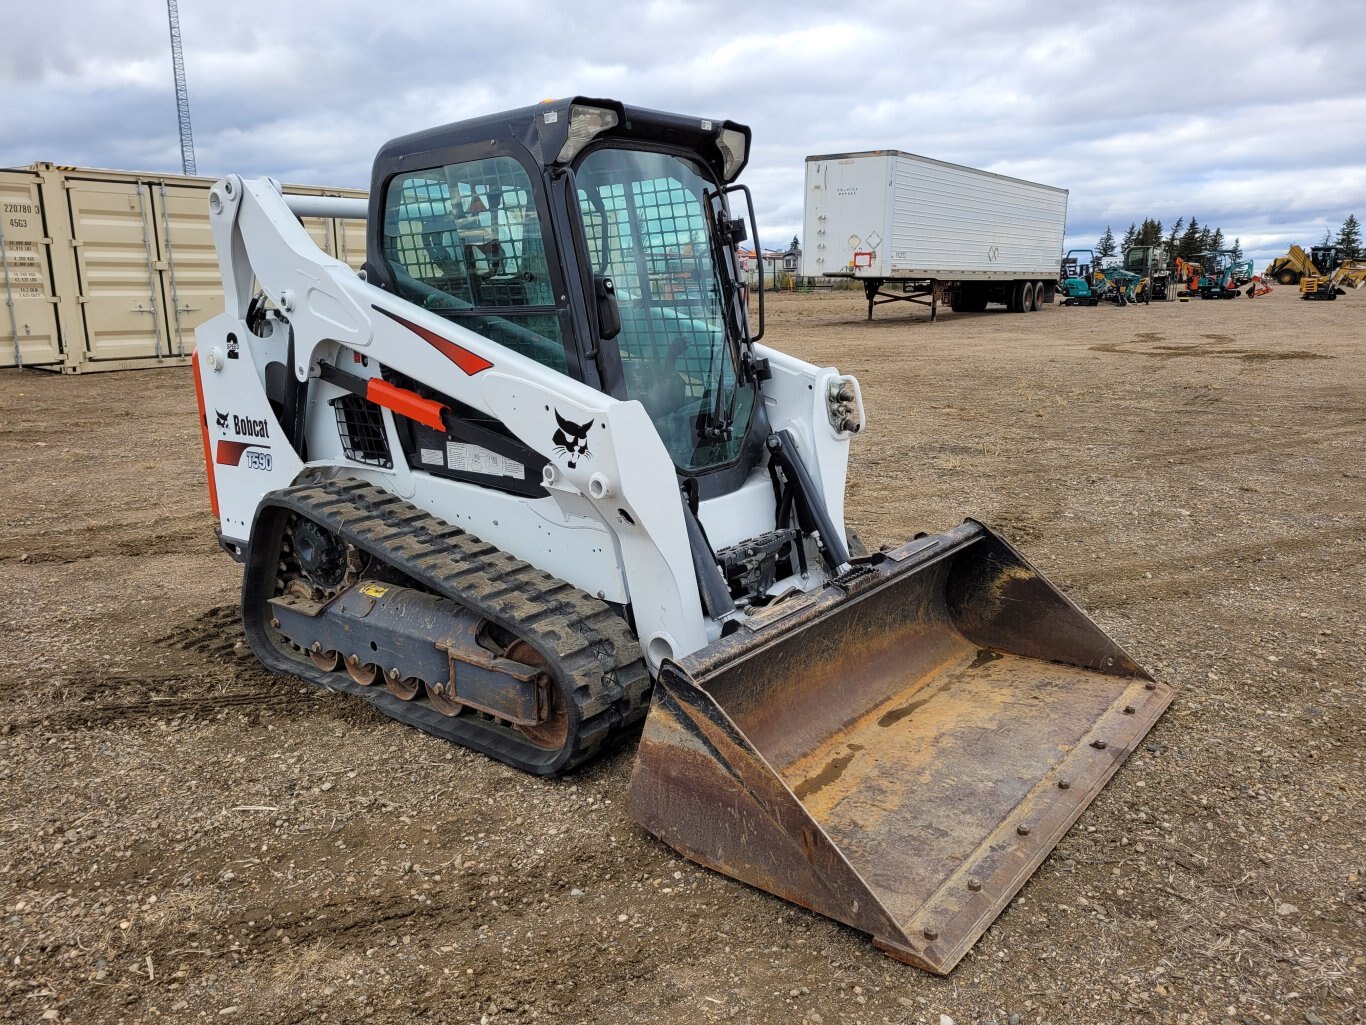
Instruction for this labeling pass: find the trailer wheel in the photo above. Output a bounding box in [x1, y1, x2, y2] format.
[1028, 281, 1042, 312]
[1009, 280, 1027, 313]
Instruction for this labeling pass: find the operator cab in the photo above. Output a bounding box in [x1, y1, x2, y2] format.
[1310, 245, 1342, 273]
[1060, 248, 1095, 281]
[365, 98, 769, 496]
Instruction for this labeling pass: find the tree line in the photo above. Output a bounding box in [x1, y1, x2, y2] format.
[1095, 213, 1362, 264]
[1095, 218, 1241, 263]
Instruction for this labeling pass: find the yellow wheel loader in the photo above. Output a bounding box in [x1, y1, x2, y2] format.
[192, 98, 1170, 974]
[1264, 243, 1321, 286]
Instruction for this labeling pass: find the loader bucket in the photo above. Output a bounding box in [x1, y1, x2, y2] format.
[628, 521, 1171, 974]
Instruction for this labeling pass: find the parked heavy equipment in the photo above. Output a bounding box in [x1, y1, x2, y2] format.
[1180, 250, 1252, 299]
[192, 97, 1170, 975]
[1263, 243, 1322, 286]
[1173, 256, 1200, 296]
[1296, 245, 1366, 299]
[1058, 249, 1136, 305]
[1124, 245, 1177, 302]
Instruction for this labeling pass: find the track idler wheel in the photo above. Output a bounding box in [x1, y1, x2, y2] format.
[308, 642, 340, 672]
[345, 655, 379, 686]
[426, 679, 463, 717]
[506, 639, 567, 750]
[386, 669, 421, 701]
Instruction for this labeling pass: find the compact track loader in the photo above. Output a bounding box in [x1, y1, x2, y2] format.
[193, 98, 1170, 973]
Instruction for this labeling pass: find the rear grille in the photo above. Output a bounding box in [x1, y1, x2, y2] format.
[332, 395, 392, 468]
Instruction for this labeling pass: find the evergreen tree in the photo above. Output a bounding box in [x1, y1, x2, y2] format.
[1139, 218, 1163, 247]
[1122, 222, 1138, 251]
[1230, 237, 1243, 261]
[1322, 228, 1333, 246]
[1165, 217, 1184, 258]
[1096, 225, 1118, 259]
[1178, 217, 1202, 261]
[1334, 214, 1362, 259]
[1209, 227, 1224, 252]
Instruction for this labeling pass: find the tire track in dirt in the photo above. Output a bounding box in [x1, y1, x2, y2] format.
[1126, 414, 1366, 469]
[1090, 332, 1332, 363]
[18, 686, 321, 732]
[225, 891, 472, 951]
[1, 514, 210, 564]
[947, 415, 1366, 482]
[1060, 521, 1364, 605]
[157, 604, 245, 657]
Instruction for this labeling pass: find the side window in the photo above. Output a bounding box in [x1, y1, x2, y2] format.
[574, 148, 753, 471]
[382, 157, 567, 373]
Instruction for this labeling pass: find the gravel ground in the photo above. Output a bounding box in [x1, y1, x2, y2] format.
[0, 284, 1361, 1024]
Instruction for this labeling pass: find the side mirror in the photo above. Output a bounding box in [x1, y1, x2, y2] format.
[594, 274, 621, 340]
[722, 183, 764, 343]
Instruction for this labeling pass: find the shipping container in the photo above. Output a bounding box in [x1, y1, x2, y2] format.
[0, 169, 63, 367]
[0, 163, 367, 372]
[802, 151, 1068, 319]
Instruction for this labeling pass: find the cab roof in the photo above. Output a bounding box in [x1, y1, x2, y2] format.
[370, 97, 750, 190]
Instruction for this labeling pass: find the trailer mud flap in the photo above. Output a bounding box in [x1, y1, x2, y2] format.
[628, 521, 1172, 974]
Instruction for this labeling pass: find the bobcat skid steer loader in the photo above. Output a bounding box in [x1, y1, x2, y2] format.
[192, 98, 1171, 973]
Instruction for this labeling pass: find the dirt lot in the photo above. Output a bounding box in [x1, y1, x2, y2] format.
[1, 285, 1362, 1025]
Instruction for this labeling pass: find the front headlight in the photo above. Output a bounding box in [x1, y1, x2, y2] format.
[557, 104, 620, 164]
[826, 377, 863, 435]
[716, 127, 748, 181]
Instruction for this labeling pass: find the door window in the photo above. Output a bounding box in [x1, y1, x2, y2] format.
[382, 157, 567, 373]
[575, 148, 754, 471]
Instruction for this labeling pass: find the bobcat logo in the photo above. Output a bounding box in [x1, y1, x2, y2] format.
[214, 410, 230, 432]
[552, 410, 594, 469]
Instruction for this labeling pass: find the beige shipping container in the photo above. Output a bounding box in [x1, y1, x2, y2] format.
[0, 169, 64, 367]
[0, 163, 367, 373]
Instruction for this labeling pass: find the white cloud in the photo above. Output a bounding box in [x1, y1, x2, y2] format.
[2, 0, 1364, 264]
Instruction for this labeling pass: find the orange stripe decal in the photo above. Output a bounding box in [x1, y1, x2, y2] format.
[215, 440, 263, 466]
[366, 378, 448, 432]
[191, 351, 220, 518]
[374, 306, 494, 375]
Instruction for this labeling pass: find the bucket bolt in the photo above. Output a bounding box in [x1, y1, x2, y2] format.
[923, 926, 938, 941]
[967, 878, 982, 892]
[1017, 824, 1031, 836]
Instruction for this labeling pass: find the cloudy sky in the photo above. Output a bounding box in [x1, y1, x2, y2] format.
[3, 0, 1364, 264]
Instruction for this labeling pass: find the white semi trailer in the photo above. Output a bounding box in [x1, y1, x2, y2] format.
[801, 150, 1068, 320]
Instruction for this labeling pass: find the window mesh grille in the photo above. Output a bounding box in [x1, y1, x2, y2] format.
[381, 156, 566, 373]
[575, 151, 751, 469]
[332, 395, 392, 468]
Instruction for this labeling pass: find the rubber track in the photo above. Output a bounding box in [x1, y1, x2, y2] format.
[240, 479, 653, 775]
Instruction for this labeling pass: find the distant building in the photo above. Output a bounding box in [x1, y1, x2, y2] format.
[736, 238, 802, 286]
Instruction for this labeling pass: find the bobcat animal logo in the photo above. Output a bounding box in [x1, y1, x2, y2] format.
[552, 410, 594, 469]
[214, 410, 230, 432]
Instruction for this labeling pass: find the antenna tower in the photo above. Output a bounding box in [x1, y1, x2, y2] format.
[166, 0, 197, 175]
